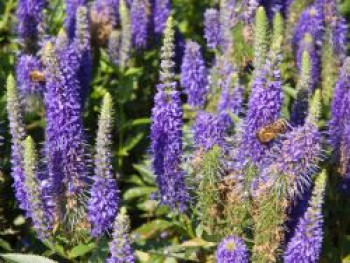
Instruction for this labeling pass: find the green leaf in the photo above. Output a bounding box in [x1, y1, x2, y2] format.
[120, 118, 150, 131]
[133, 163, 155, 185]
[179, 238, 216, 248]
[123, 133, 145, 152]
[0, 238, 11, 251]
[67, 243, 96, 259]
[134, 220, 173, 239]
[88, 237, 109, 263]
[123, 174, 145, 185]
[125, 67, 143, 76]
[137, 200, 158, 212]
[123, 186, 157, 200]
[43, 241, 65, 258]
[118, 133, 144, 156]
[0, 254, 57, 263]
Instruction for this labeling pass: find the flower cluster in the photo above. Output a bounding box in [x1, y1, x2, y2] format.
[216, 236, 249, 263]
[284, 170, 327, 263]
[151, 16, 188, 211]
[181, 41, 208, 108]
[16, 0, 46, 50]
[88, 93, 119, 237]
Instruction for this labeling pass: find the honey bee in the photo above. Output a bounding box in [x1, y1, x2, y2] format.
[256, 119, 288, 144]
[29, 70, 45, 82]
[90, 9, 113, 46]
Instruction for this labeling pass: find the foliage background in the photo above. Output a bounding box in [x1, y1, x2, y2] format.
[0, 0, 350, 262]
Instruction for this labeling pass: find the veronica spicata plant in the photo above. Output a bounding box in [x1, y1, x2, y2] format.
[5, 0, 349, 262]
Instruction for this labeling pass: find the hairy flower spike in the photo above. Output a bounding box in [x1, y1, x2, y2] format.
[194, 111, 231, 152]
[151, 16, 188, 211]
[108, 30, 122, 65]
[321, 0, 347, 61]
[6, 74, 28, 213]
[293, 5, 324, 53]
[220, 0, 236, 51]
[329, 58, 350, 180]
[181, 41, 208, 108]
[284, 170, 327, 263]
[88, 93, 119, 237]
[107, 208, 135, 263]
[291, 51, 312, 126]
[297, 34, 319, 90]
[217, 71, 244, 118]
[159, 16, 176, 86]
[23, 136, 53, 240]
[253, 7, 270, 72]
[65, 0, 86, 39]
[153, 0, 171, 35]
[16, 0, 46, 52]
[272, 12, 284, 46]
[131, 0, 149, 49]
[119, 0, 132, 70]
[42, 42, 90, 236]
[196, 146, 222, 233]
[216, 236, 249, 263]
[74, 6, 92, 104]
[242, 0, 261, 24]
[330, 58, 350, 150]
[239, 35, 283, 166]
[204, 8, 221, 50]
[271, 90, 322, 198]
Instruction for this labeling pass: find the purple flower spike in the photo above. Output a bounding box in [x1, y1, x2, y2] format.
[238, 51, 283, 166]
[181, 41, 208, 108]
[333, 17, 348, 61]
[131, 0, 149, 49]
[284, 170, 327, 263]
[16, 0, 46, 50]
[330, 58, 350, 151]
[88, 93, 119, 236]
[220, 0, 237, 51]
[272, 91, 322, 198]
[193, 111, 231, 152]
[65, 0, 86, 39]
[6, 75, 29, 214]
[42, 42, 90, 230]
[153, 0, 171, 35]
[275, 121, 322, 197]
[107, 208, 135, 263]
[217, 73, 244, 117]
[151, 16, 188, 211]
[330, 58, 350, 181]
[296, 34, 320, 90]
[151, 87, 188, 211]
[74, 6, 92, 104]
[204, 8, 221, 50]
[88, 93, 119, 237]
[293, 5, 324, 52]
[16, 55, 44, 96]
[216, 236, 249, 263]
[321, 0, 348, 60]
[241, 0, 261, 24]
